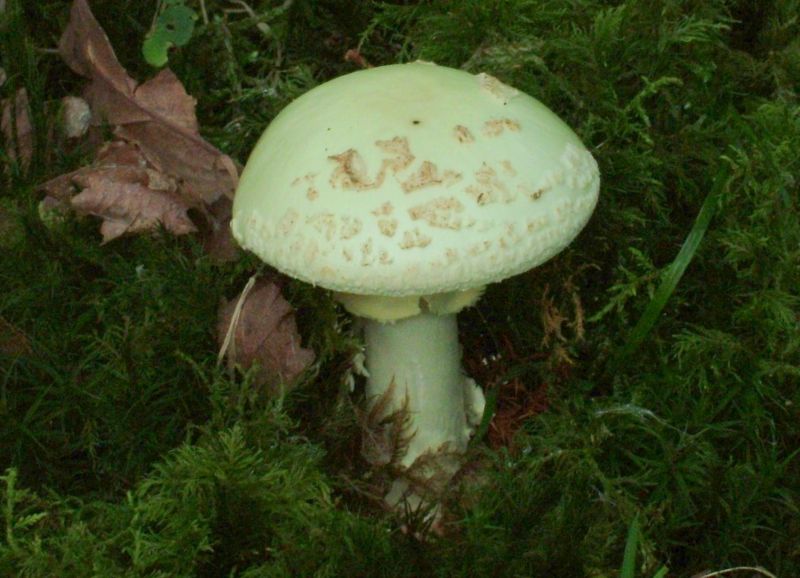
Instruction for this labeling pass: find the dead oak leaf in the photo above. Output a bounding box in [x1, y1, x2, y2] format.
[59, 0, 237, 206]
[39, 140, 143, 202]
[120, 66, 198, 132]
[217, 278, 315, 393]
[71, 171, 195, 243]
[58, 0, 131, 96]
[40, 141, 195, 242]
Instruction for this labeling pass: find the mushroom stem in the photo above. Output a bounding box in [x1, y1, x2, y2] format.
[362, 311, 484, 505]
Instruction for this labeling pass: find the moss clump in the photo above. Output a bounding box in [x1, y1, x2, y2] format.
[1, 0, 798, 576]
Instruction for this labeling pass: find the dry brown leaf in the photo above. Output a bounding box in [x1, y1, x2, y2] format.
[344, 48, 372, 69]
[40, 141, 196, 242]
[59, 0, 237, 205]
[217, 278, 315, 392]
[359, 379, 413, 468]
[540, 285, 569, 347]
[71, 170, 195, 243]
[41, 0, 242, 248]
[202, 197, 241, 263]
[39, 141, 126, 203]
[1, 88, 33, 170]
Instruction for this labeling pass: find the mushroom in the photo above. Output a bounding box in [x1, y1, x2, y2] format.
[231, 62, 600, 512]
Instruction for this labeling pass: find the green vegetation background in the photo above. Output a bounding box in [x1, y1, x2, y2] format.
[1, 0, 798, 576]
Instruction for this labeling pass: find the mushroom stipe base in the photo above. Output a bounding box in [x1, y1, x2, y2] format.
[360, 312, 485, 507]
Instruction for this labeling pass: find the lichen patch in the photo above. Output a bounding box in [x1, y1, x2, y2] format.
[306, 187, 319, 201]
[408, 197, 465, 230]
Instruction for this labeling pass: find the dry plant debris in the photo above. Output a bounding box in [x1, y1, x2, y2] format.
[217, 277, 315, 392]
[60, 96, 91, 139]
[37, 1, 308, 393]
[1, 88, 33, 170]
[40, 0, 238, 246]
[42, 141, 197, 242]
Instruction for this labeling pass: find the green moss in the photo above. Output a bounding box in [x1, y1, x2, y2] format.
[1, 0, 799, 576]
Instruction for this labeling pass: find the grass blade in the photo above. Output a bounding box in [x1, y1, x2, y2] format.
[468, 385, 498, 448]
[608, 166, 730, 374]
[620, 514, 640, 578]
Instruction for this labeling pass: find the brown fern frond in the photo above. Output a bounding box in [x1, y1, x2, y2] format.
[357, 379, 416, 467]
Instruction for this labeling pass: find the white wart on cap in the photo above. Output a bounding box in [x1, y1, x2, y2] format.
[231, 62, 600, 297]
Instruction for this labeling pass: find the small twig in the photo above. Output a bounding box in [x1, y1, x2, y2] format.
[150, 0, 163, 31]
[227, 0, 256, 18]
[225, 0, 275, 40]
[694, 567, 778, 578]
[199, 0, 209, 25]
[217, 274, 257, 366]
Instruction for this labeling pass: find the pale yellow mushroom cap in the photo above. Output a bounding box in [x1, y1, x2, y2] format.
[231, 62, 600, 297]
